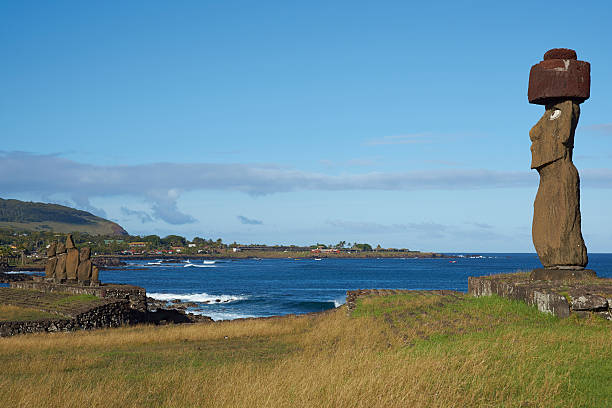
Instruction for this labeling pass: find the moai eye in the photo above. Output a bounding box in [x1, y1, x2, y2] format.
[549, 109, 561, 120]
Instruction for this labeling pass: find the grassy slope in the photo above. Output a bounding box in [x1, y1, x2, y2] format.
[0, 220, 126, 235]
[0, 305, 59, 322]
[0, 197, 128, 235]
[0, 293, 609, 407]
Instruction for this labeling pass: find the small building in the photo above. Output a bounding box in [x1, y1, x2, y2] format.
[128, 242, 147, 248]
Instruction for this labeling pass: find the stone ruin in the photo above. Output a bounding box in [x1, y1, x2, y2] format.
[528, 48, 595, 279]
[44, 234, 100, 286]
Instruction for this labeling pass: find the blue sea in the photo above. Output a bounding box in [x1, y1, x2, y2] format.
[90, 253, 612, 321]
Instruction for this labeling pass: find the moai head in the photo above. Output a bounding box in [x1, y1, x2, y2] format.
[529, 100, 580, 169]
[46, 242, 57, 257]
[528, 48, 590, 170]
[79, 247, 91, 262]
[66, 234, 76, 249]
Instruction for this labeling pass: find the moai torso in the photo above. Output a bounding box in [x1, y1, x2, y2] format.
[530, 101, 587, 268]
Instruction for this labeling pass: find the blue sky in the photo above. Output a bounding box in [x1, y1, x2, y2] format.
[1, 1, 612, 252]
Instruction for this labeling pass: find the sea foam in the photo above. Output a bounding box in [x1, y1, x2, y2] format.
[148, 292, 248, 303]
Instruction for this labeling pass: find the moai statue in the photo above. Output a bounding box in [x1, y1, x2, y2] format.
[65, 234, 79, 283]
[528, 48, 595, 278]
[90, 265, 100, 287]
[44, 242, 58, 281]
[54, 241, 67, 282]
[77, 247, 93, 285]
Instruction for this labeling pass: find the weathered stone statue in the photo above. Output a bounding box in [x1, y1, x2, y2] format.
[44, 235, 99, 286]
[65, 234, 79, 282]
[44, 242, 57, 280]
[77, 246, 93, 284]
[528, 48, 592, 276]
[91, 265, 100, 286]
[54, 241, 67, 282]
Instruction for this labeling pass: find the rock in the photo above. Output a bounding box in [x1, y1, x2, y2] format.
[45, 256, 57, 280]
[56, 242, 66, 254]
[66, 248, 79, 280]
[171, 299, 182, 304]
[46, 242, 57, 257]
[530, 269, 596, 281]
[543, 48, 577, 60]
[571, 294, 608, 311]
[77, 259, 92, 283]
[55, 253, 67, 281]
[528, 48, 590, 105]
[530, 100, 588, 269]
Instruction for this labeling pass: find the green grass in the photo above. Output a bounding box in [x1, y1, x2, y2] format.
[52, 294, 99, 307]
[353, 292, 612, 407]
[0, 305, 60, 321]
[0, 292, 609, 407]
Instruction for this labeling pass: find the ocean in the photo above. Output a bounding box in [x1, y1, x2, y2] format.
[93, 253, 612, 321]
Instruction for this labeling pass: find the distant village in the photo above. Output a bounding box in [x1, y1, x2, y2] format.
[0, 229, 428, 266]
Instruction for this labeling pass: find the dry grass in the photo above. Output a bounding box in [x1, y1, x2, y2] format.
[0, 293, 610, 407]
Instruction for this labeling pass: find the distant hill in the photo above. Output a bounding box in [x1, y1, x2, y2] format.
[0, 198, 128, 236]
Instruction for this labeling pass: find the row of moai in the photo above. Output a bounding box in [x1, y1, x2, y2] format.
[44, 234, 100, 286]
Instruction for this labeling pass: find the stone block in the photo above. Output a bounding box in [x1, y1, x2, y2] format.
[543, 48, 577, 60]
[532, 290, 570, 318]
[66, 248, 79, 280]
[528, 48, 590, 105]
[530, 269, 596, 281]
[571, 294, 608, 311]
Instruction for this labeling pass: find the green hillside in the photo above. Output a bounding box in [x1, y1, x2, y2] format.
[0, 198, 128, 236]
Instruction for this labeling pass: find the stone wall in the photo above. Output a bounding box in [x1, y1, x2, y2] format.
[0, 299, 133, 337]
[10, 281, 147, 312]
[468, 273, 612, 319]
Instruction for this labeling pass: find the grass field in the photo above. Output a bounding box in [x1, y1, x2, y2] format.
[0, 292, 610, 407]
[0, 305, 60, 322]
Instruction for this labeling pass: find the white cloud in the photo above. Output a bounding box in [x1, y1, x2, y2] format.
[582, 123, 612, 134]
[237, 215, 263, 225]
[120, 207, 154, 223]
[3, 151, 612, 225]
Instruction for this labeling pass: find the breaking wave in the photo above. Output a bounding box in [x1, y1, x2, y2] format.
[148, 292, 248, 304]
[190, 310, 255, 321]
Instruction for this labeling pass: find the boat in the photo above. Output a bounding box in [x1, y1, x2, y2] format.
[147, 260, 162, 265]
[203, 260, 216, 265]
[314, 258, 322, 261]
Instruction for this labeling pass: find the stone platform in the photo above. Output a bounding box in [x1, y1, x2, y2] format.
[0, 287, 137, 337]
[10, 280, 147, 312]
[468, 272, 612, 319]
